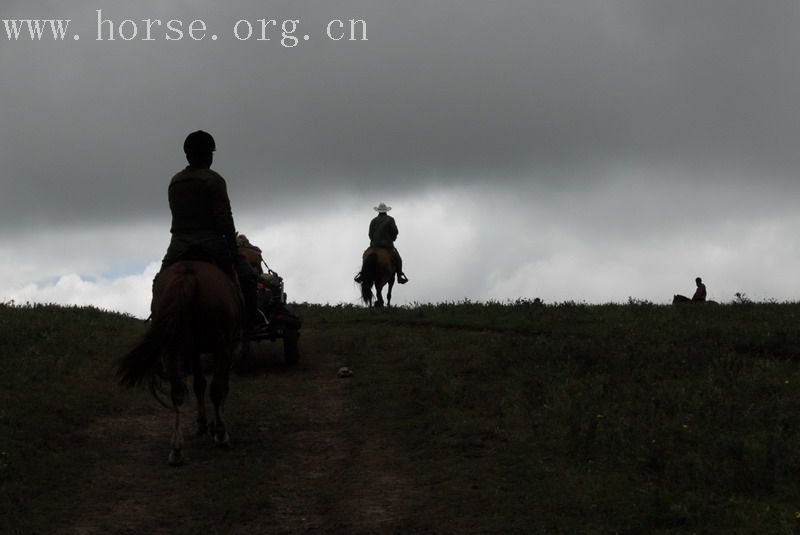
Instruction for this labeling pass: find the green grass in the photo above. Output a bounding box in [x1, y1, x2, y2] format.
[298, 302, 800, 533]
[0, 302, 144, 533]
[4, 300, 800, 533]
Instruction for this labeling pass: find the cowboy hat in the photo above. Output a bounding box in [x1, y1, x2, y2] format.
[374, 202, 391, 212]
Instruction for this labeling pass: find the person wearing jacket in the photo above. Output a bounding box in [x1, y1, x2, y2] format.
[354, 202, 408, 284]
[158, 130, 262, 334]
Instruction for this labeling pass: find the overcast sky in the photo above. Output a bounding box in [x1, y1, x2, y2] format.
[2, 0, 800, 317]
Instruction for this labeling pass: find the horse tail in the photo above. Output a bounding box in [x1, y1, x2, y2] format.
[360, 252, 377, 305]
[117, 267, 198, 400]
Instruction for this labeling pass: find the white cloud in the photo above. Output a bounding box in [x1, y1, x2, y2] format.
[6, 263, 159, 318]
[2, 186, 800, 316]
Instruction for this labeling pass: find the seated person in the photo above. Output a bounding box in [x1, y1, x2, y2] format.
[237, 234, 264, 275]
[157, 130, 263, 335]
[354, 202, 408, 284]
[692, 277, 707, 302]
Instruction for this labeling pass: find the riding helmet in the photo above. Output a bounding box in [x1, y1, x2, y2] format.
[183, 130, 216, 154]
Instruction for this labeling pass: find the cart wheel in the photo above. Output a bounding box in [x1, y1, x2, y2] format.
[283, 328, 300, 365]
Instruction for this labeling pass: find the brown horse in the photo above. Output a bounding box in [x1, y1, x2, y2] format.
[360, 247, 396, 307]
[673, 294, 719, 305]
[118, 261, 242, 465]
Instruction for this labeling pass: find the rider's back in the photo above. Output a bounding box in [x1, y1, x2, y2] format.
[168, 167, 235, 237]
[369, 213, 398, 246]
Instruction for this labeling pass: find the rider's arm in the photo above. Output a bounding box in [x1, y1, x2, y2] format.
[368, 218, 377, 241]
[208, 175, 238, 251]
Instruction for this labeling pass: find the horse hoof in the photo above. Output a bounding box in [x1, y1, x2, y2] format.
[168, 449, 185, 466]
[214, 432, 231, 448]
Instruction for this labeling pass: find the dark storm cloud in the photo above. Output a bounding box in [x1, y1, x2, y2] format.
[1, 0, 800, 231]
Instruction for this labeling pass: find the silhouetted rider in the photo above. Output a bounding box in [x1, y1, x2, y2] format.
[354, 202, 408, 284]
[692, 277, 707, 302]
[158, 130, 262, 334]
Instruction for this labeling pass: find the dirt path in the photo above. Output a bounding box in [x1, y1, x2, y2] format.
[64, 333, 418, 534]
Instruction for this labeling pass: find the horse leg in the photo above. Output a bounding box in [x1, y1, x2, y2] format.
[387, 280, 394, 307]
[209, 352, 231, 447]
[375, 283, 384, 307]
[168, 377, 187, 466]
[193, 367, 208, 436]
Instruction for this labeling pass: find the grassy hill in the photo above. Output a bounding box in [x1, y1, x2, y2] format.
[3, 300, 800, 533]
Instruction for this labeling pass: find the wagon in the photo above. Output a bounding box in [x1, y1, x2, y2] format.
[244, 268, 301, 364]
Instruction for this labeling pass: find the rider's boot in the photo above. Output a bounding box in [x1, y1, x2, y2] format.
[394, 254, 408, 284]
[394, 253, 408, 284]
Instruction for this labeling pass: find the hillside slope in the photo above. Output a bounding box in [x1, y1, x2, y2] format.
[2, 301, 800, 533]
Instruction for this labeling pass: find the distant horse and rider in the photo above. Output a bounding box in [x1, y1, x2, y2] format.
[355, 202, 409, 307]
[673, 277, 717, 304]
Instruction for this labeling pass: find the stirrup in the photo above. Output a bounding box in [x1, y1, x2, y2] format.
[354, 273, 364, 283]
[397, 273, 408, 284]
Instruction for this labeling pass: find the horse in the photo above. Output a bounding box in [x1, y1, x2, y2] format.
[359, 247, 396, 307]
[673, 294, 719, 305]
[117, 261, 243, 466]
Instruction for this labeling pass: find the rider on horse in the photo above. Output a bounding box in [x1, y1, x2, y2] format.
[354, 202, 408, 284]
[157, 130, 263, 335]
[692, 277, 707, 302]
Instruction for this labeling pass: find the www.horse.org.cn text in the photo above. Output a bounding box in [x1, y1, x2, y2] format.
[1, 9, 368, 47]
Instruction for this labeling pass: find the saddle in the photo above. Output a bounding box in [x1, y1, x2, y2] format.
[370, 239, 395, 249]
[174, 245, 236, 280]
[364, 244, 395, 258]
